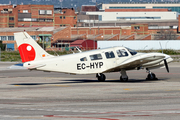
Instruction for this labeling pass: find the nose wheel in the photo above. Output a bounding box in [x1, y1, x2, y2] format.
[96, 73, 106, 82]
[146, 68, 158, 80]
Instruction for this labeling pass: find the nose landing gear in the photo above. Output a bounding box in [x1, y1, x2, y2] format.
[146, 68, 158, 80]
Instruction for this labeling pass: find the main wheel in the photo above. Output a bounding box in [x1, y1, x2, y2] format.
[96, 73, 106, 82]
[120, 76, 128, 82]
[146, 73, 158, 80]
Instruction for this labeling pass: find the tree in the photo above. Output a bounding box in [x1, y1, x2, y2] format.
[0, 41, 6, 51]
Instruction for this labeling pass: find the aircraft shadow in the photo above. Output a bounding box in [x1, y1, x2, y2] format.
[63, 78, 168, 83]
[10, 78, 169, 86]
[10, 79, 97, 86]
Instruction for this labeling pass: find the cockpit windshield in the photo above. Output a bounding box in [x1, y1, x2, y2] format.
[126, 47, 137, 55]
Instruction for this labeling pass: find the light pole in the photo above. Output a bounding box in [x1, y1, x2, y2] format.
[43, 36, 45, 50]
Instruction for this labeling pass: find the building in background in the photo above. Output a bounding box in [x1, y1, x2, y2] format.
[1, 3, 180, 51]
[77, 6, 178, 27]
[0, 27, 71, 51]
[75, 5, 180, 42]
[54, 7, 77, 27]
[101, 3, 180, 13]
[70, 40, 97, 50]
[0, 4, 77, 28]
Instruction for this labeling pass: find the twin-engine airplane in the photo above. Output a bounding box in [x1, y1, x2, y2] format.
[14, 32, 173, 82]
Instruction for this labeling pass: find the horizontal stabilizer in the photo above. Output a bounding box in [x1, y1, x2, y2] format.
[25, 64, 46, 70]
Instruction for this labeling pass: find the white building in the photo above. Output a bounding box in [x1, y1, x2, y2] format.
[86, 11, 178, 21]
[101, 3, 180, 13]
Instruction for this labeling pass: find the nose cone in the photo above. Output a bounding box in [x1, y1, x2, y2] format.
[167, 57, 173, 63]
[164, 54, 173, 63]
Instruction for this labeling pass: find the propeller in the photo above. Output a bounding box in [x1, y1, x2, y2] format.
[163, 59, 169, 73]
[159, 42, 170, 73]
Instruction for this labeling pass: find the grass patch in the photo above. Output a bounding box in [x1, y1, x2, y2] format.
[0, 50, 73, 62]
[158, 49, 180, 55]
[47, 50, 72, 56]
[137, 49, 180, 55]
[1, 51, 21, 62]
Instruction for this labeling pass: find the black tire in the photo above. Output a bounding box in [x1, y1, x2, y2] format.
[146, 73, 158, 80]
[120, 76, 128, 82]
[96, 73, 106, 82]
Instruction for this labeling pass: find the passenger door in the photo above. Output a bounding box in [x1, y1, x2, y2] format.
[115, 48, 131, 65]
[103, 50, 117, 70]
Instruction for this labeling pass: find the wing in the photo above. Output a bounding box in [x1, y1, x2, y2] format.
[104, 53, 165, 72]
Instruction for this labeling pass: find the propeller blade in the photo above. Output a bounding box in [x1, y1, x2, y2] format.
[164, 59, 169, 73]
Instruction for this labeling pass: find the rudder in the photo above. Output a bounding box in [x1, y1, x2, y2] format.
[14, 32, 54, 63]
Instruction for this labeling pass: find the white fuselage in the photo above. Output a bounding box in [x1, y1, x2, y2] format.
[23, 47, 173, 74]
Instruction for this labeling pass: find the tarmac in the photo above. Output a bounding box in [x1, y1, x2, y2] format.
[0, 62, 180, 120]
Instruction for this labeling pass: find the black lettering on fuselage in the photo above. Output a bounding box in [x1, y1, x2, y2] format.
[82, 63, 85, 69]
[77, 63, 81, 70]
[90, 63, 94, 69]
[99, 62, 103, 68]
[95, 62, 98, 68]
[77, 62, 104, 70]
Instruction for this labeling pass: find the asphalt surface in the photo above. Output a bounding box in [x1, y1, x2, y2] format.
[0, 62, 180, 120]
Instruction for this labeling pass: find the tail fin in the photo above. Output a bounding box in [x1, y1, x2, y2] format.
[14, 32, 54, 63]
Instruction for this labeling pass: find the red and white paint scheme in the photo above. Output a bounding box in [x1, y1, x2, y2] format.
[14, 32, 173, 82]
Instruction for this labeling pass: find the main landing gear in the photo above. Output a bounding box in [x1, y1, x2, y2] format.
[96, 69, 129, 82]
[146, 68, 158, 80]
[120, 69, 128, 82]
[96, 73, 106, 82]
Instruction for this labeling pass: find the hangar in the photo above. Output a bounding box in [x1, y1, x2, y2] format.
[70, 40, 97, 50]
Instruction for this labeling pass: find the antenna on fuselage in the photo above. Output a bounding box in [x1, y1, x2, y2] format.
[49, 47, 59, 56]
[159, 42, 163, 53]
[75, 46, 82, 53]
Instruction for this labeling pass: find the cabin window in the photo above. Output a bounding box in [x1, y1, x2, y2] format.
[105, 51, 115, 59]
[90, 54, 102, 61]
[116, 49, 128, 57]
[80, 57, 87, 61]
[126, 47, 137, 56]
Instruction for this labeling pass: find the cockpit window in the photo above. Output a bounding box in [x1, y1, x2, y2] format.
[126, 47, 137, 55]
[90, 54, 102, 60]
[80, 57, 87, 61]
[116, 49, 128, 57]
[105, 51, 115, 59]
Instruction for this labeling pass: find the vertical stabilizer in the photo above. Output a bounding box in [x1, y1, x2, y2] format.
[14, 32, 54, 63]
